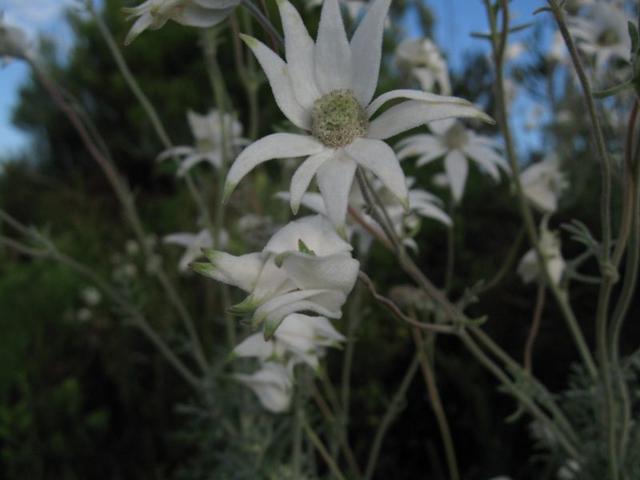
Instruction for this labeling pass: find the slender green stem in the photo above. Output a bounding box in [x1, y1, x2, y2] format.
[411, 327, 460, 480]
[241, 0, 284, 49]
[90, 7, 212, 230]
[28, 60, 210, 374]
[524, 284, 546, 374]
[0, 220, 200, 389]
[364, 351, 421, 480]
[484, 0, 597, 379]
[546, 3, 619, 476]
[459, 331, 579, 458]
[303, 416, 347, 480]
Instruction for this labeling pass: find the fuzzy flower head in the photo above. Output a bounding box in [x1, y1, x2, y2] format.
[517, 221, 565, 286]
[570, 3, 632, 70]
[397, 118, 508, 203]
[193, 215, 359, 338]
[124, 0, 240, 45]
[158, 110, 246, 176]
[396, 38, 451, 94]
[521, 154, 568, 213]
[223, 0, 492, 230]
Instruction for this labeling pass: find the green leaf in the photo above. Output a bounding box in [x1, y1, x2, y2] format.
[628, 21, 639, 54]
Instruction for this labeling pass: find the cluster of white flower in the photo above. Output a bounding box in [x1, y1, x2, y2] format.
[114, 0, 578, 414]
[193, 215, 358, 411]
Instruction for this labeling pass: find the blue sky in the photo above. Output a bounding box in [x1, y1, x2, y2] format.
[0, 0, 545, 157]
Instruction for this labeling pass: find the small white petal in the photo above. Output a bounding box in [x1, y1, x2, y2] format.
[368, 101, 492, 140]
[289, 151, 331, 214]
[195, 251, 265, 292]
[428, 118, 456, 136]
[281, 252, 360, 294]
[241, 34, 310, 129]
[416, 148, 448, 167]
[345, 138, 408, 206]
[176, 5, 235, 27]
[444, 150, 468, 203]
[233, 333, 275, 359]
[463, 143, 509, 178]
[225, 134, 324, 201]
[367, 89, 470, 118]
[264, 215, 352, 256]
[278, 0, 322, 109]
[315, 0, 352, 93]
[315, 153, 357, 230]
[350, 0, 391, 105]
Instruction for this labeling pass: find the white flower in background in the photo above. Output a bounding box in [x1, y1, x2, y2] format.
[570, 3, 631, 70]
[124, 0, 241, 45]
[158, 110, 246, 176]
[81, 287, 102, 307]
[193, 215, 359, 337]
[223, 0, 492, 230]
[396, 38, 451, 95]
[557, 459, 581, 480]
[521, 155, 568, 213]
[279, 177, 451, 252]
[0, 14, 31, 60]
[163, 228, 229, 272]
[233, 313, 345, 370]
[234, 362, 293, 412]
[518, 221, 565, 286]
[397, 118, 508, 203]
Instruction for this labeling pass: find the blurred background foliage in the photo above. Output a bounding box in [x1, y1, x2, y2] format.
[1, 0, 639, 479]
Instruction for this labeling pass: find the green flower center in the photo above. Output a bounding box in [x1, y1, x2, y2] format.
[597, 29, 619, 47]
[443, 123, 469, 150]
[311, 90, 368, 148]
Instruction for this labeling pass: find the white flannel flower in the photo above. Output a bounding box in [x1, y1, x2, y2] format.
[521, 155, 568, 213]
[396, 38, 451, 94]
[570, 3, 631, 70]
[234, 362, 293, 412]
[518, 222, 565, 286]
[557, 460, 581, 480]
[163, 228, 229, 272]
[124, 0, 240, 45]
[158, 110, 246, 176]
[81, 287, 102, 307]
[193, 215, 359, 337]
[397, 118, 508, 202]
[0, 14, 31, 60]
[223, 0, 492, 230]
[233, 313, 345, 370]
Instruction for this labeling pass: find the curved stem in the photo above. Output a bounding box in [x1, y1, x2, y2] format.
[524, 284, 546, 374]
[412, 327, 460, 480]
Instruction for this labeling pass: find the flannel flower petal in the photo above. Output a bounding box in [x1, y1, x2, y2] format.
[163, 228, 229, 272]
[223, 0, 492, 230]
[396, 38, 451, 95]
[234, 362, 293, 412]
[124, 0, 240, 45]
[192, 215, 359, 338]
[157, 110, 247, 176]
[569, 2, 632, 71]
[397, 118, 507, 203]
[521, 154, 568, 213]
[517, 220, 565, 286]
